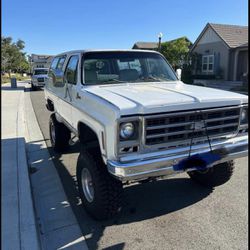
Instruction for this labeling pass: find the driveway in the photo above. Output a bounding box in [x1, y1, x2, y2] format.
[30, 88, 248, 250]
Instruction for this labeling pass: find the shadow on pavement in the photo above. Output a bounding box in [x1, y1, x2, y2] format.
[1, 81, 35, 92]
[28, 88, 214, 249]
[2, 137, 42, 250]
[44, 143, 213, 250]
[27, 141, 86, 249]
[1, 85, 26, 91]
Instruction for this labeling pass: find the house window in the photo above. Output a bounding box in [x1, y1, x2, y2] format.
[202, 55, 214, 73]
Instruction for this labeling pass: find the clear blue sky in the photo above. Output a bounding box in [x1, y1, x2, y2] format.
[2, 0, 248, 56]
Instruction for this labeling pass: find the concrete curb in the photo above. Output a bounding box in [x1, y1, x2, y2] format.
[24, 87, 88, 249]
[17, 91, 41, 250]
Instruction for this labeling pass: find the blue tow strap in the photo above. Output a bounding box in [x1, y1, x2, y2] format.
[173, 152, 222, 171]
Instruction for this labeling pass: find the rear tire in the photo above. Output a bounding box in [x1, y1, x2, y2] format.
[31, 82, 37, 91]
[49, 114, 71, 152]
[77, 147, 123, 220]
[188, 161, 234, 187]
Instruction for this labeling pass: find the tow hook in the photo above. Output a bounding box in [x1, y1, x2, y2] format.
[69, 135, 79, 146]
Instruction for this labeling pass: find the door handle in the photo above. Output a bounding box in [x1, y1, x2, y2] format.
[76, 92, 81, 99]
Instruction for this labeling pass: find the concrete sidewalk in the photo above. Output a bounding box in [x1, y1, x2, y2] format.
[2, 82, 88, 249]
[24, 88, 88, 248]
[2, 82, 40, 249]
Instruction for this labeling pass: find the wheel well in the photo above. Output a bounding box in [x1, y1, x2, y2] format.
[78, 122, 101, 154]
[46, 99, 54, 111]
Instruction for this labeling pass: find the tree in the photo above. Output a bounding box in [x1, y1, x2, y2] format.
[1, 36, 29, 78]
[161, 37, 192, 70]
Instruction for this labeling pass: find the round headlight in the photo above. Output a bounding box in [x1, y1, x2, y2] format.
[120, 122, 134, 139]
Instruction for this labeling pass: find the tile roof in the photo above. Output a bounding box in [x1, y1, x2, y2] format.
[209, 23, 248, 48]
[31, 54, 54, 57]
[133, 42, 158, 49]
[236, 42, 248, 48]
[132, 37, 192, 49]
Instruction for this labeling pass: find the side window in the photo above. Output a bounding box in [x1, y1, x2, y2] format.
[65, 56, 79, 84]
[57, 56, 66, 70]
[49, 56, 65, 88]
[50, 57, 60, 70]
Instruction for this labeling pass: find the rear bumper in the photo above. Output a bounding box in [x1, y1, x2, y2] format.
[107, 135, 248, 181]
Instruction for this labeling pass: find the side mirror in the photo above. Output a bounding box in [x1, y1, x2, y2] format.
[176, 68, 182, 80]
[61, 69, 67, 82]
[65, 70, 72, 83]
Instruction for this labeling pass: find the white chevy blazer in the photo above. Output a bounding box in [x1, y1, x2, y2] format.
[44, 50, 248, 220]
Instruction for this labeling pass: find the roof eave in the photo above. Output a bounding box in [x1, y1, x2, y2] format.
[190, 23, 231, 53]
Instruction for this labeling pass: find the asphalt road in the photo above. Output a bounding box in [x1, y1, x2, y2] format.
[30, 87, 248, 250]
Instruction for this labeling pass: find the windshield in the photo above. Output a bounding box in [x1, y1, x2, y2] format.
[34, 69, 48, 75]
[83, 52, 177, 85]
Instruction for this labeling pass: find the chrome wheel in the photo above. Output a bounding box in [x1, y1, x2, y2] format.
[81, 168, 94, 202]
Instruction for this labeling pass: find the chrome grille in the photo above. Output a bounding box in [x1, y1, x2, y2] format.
[145, 107, 240, 146]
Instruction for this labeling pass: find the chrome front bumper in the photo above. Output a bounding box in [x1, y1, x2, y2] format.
[107, 135, 248, 181]
[32, 79, 45, 87]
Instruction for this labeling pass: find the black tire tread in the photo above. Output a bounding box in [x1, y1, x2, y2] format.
[49, 114, 71, 152]
[77, 148, 123, 220]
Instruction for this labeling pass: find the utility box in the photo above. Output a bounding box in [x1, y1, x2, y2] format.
[11, 78, 17, 88]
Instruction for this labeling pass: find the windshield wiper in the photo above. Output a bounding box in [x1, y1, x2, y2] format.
[101, 79, 126, 84]
[141, 76, 165, 82]
[144, 76, 174, 82]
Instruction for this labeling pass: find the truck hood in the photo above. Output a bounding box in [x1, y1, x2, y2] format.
[85, 81, 248, 116]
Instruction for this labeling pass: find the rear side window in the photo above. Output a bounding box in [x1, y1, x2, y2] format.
[57, 56, 66, 70]
[50, 57, 60, 70]
[65, 55, 79, 84]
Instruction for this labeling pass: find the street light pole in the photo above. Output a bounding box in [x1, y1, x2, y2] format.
[158, 32, 163, 52]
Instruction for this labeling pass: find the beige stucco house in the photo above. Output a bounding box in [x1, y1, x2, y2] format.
[190, 23, 248, 82]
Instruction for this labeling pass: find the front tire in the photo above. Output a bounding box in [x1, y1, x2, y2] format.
[77, 148, 123, 220]
[188, 161, 234, 187]
[49, 114, 71, 152]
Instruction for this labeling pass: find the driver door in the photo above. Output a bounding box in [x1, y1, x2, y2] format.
[62, 54, 79, 126]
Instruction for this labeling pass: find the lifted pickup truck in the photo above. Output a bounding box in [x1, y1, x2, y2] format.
[44, 50, 248, 220]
